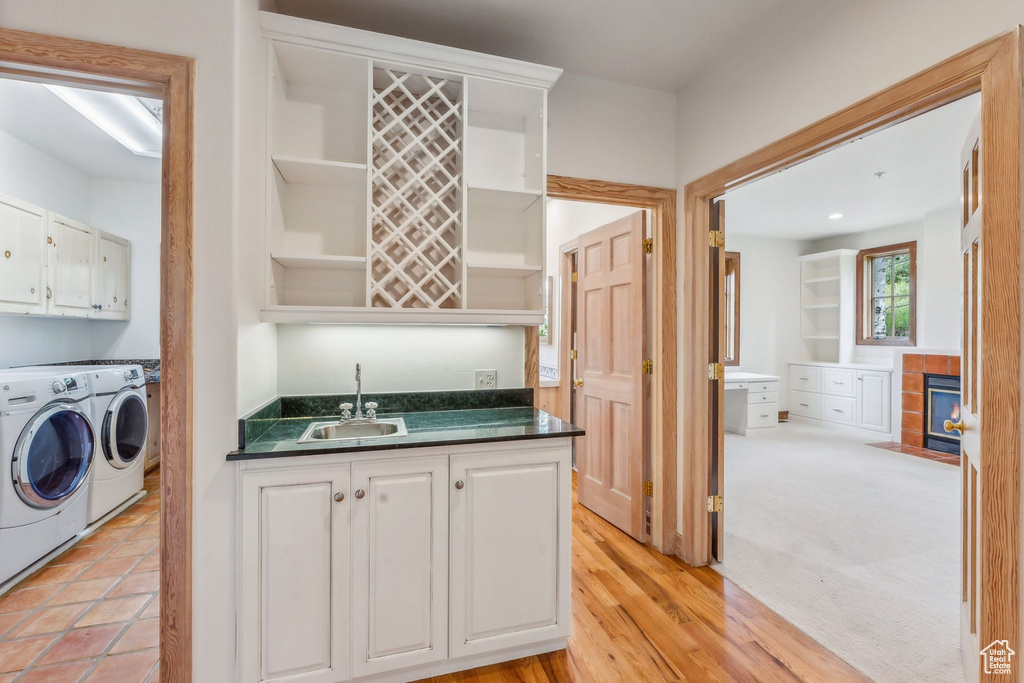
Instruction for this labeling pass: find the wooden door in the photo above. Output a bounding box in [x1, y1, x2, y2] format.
[959, 112, 983, 683]
[94, 231, 131, 319]
[239, 466, 351, 683]
[47, 214, 93, 317]
[350, 455, 448, 677]
[0, 194, 47, 315]
[576, 211, 647, 541]
[710, 200, 725, 561]
[449, 443, 571, 657]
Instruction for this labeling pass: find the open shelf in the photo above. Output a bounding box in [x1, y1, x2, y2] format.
[272, 155, 367, 187]
[271, 254, 367, 270]
[269, 260, 366, 308]
[803, 276, 840, 284]
[468, 186, 542, 211]
[803, 334, 840, 340]
[465, 77, 545, 193]
[467, 263, 542, 278]
[802, 303, 840, 310]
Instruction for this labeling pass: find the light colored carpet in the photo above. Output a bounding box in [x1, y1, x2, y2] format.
[716, 419, 963, 683]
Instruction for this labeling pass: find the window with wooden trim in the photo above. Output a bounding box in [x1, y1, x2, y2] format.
[723, 252, 740, 365]
[856, 241, 916, 346]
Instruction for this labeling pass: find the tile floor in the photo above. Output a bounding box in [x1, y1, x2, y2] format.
[0, 468, 160, 682]
[866, 440, 961, 466]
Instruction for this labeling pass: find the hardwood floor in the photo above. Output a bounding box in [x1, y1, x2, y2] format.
[425, 480, 869, 682]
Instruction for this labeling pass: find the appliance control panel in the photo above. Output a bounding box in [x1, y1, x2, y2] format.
[53, 376, 88, 396]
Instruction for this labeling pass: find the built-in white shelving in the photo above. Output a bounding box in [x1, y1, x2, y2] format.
[260, 12, 561, 323]
[799, 249, 856, 363]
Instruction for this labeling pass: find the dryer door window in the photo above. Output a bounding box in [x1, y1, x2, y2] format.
[103, 390, 148, 468]
[14, 405, 95, 509]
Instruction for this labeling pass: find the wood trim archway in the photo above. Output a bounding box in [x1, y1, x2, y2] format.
[526, 175, 678, 552]
[0, 29, 194, 683]
[680, 28, 1022, 679]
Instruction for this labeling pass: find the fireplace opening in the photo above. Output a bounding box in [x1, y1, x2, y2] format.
[925, 374, 961, 455]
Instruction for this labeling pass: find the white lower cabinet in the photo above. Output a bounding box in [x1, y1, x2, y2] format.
[857, 370, 891, 432]
[789, 363, 891, 433]
[238, 440, 571, 682]
[240, 465, 351, 683]
[351, 455, 448, 677]
[449, 443, 571, 657]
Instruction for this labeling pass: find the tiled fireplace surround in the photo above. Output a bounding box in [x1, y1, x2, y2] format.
[901, 353, 961, 448]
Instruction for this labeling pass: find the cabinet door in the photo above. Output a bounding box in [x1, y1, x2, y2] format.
[47, 214, 93, 317]
[94, 231, 130, 320]
[240, 466, 350, 683]
[450, 442, 571, 657]
[0, 195, 47, 314]
[144, 385, 160, 470]
[351, 455, 448, 677]
[857, 370, 891, 432]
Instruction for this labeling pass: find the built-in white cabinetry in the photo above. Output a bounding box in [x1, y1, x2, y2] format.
[789, 362, 892, 433]
[724, 373, 780, 435]
[350, 455, 448, 677]
[239, 465, 351, 683]
[260, 12, 561, 324]
[0, 194, 47, 314]
[237, 439, 571, 682]
[0, 194, 131, 320]
[799, 249, 856, 363]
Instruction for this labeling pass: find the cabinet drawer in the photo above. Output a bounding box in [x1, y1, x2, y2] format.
[790, 366, 821, 393]
[747, 404, 779, 429]
[725, 381, 748, 391]
[790, 391, 821, 419]
[747, 381, 778, 393]
[822, 396, 856, 425]
[822, 368, 856, 397]
[747, 391, 778, 405]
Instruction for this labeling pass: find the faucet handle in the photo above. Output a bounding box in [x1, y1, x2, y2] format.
[339, 402, 353, 419]
[365, 402, 378, 420]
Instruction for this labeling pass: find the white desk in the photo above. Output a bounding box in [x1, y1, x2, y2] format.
[724, 372, 780, 435]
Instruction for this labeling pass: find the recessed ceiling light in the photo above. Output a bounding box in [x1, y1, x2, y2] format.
[829, 213, 843, 220]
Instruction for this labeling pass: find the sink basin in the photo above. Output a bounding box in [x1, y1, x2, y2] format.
[298, 418, 408, 443]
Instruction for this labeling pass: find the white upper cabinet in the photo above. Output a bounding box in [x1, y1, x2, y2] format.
[259, 12, 561, 324]
[0, 194, 47, 315]
[93, 231, 131, 320]
[47, 214, 94, 317]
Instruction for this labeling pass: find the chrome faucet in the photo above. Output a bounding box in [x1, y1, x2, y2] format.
[339, 363, 378, 422]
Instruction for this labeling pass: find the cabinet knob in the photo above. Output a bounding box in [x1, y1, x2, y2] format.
[334, 492, 345, 503]
[455, 480, 465, 490]
[3, 250, 9, 259]
[47, 236, 52, 244]
[354, 489, 365, 499]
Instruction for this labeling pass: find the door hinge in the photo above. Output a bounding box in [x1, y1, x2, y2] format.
[707, 495, 723, 513]
[571, 271, 578, 283]
[708, 362, 724, 380]
[570, 348, 577, 360]
[642, 359, 653, 375]
[643, 480, 654, 497]
[642, 238, 653, 254]
[708, 230, 725, 248]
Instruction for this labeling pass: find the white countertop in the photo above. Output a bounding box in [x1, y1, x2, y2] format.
[724, 371, 780, 382]
[789, 360, 894, 373]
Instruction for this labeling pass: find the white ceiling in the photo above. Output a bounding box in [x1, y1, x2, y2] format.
[724, 93, 981, 240]
[0, 78, 161, 183]
[272, 0, 793, 92]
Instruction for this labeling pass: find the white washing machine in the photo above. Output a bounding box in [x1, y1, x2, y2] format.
[0, 368, 95, 585]
[76, 366, 148, 523]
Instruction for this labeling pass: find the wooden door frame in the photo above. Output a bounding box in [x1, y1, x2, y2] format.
[526, 176, 678, 552]
[556, 239, 577, 427]
[680, 28, 1022, 677]
[0, 29, 195, 683]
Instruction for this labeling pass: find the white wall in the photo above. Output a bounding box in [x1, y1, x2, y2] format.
[548, 73, 677, 189]
[727, 234, 809, 408]
[88, 179, 161, 359]
[804, 208, 961, 362]
[0, 2, 243, 680]
[277, 324, 526, 394]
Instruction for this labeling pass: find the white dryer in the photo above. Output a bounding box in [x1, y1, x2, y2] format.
[0, 368, 95, 585]
[79, 366, 148, 523]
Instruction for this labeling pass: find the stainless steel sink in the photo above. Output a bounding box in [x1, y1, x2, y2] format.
[298, 418, 408, 443]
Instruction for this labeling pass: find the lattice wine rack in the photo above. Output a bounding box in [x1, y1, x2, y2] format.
[370, 67, 464, 309]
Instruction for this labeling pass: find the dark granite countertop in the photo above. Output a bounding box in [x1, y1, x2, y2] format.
[28, 359, 160, 384]
[228, 389, 583, 461]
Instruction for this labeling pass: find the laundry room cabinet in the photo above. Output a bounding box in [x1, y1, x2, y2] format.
[0, 194, 131, 320]
[236, 440, 571, 682]
[258, 12, 562, 324]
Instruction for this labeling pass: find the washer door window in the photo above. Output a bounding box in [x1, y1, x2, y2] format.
[102, 390, 148, 468]
[13, 404, 95, 509]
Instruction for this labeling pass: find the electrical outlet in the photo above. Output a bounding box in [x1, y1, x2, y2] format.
[475, 369, 497, 389]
